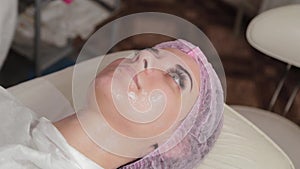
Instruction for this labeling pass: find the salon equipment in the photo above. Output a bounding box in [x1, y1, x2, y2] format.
[232, 4, 300, 169]
[222, 0, 300, 35]
[13, 0, 120, 76]
[0, 0, 17, 69]
[8, 50, 294, 168]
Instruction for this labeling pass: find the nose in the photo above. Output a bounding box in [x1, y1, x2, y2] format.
[137, 48, 159, 70]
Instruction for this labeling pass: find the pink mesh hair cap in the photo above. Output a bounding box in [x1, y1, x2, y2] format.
[120, 39, 224, 169]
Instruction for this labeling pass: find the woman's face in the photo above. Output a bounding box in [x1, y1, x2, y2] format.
[93, 48, 200, 138]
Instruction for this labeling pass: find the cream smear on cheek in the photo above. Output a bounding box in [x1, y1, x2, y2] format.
[111, 67, 167, 124]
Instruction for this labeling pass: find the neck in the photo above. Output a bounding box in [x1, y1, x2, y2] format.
[53, 113, 134, 169]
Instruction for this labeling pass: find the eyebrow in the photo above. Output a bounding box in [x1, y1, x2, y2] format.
[152, 143, 158, 149]
[176, 64, 193, 91]
[147, 48, 159, 55]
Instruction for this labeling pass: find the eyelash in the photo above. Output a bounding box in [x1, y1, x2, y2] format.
[167, 67, 187, 89]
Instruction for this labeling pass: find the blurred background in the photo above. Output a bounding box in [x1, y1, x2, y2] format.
[0, 0, 299, 125]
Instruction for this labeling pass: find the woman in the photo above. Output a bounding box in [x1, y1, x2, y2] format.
[0, 39, 223, 169]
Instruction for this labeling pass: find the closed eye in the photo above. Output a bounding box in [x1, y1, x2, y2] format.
[167, 64, 193, 91]
[167, 67, 187, 90]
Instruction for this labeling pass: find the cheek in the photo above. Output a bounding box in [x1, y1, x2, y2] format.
[92, 68, 184, 138]
[136, 71, 182, 114]
[139, 71, 181, 94]
[141, 84, 182, 126]
[163, 91, 182, 120]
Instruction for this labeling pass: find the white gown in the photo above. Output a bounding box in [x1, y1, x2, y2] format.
[0, 86, 103, 169]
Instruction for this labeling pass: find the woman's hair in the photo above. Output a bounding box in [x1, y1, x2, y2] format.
[117, 158, 142, 169]
[119, 39, 224, 169]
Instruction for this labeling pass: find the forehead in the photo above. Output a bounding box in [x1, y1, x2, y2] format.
[162, 48, 201, 87]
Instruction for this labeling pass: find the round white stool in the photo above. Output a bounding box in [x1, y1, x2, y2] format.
[233, 4, 300, 168]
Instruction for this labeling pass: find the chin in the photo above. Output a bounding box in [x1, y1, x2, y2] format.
[95, 71, 113, 88]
